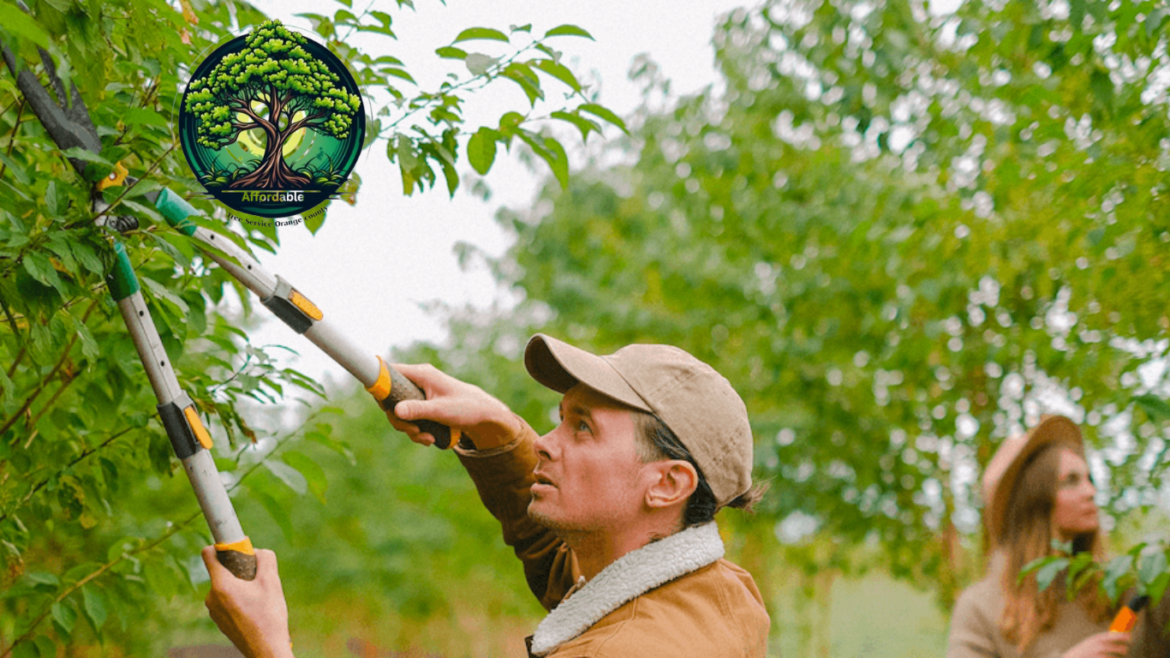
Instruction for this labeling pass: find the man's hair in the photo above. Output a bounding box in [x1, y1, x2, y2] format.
[632, 411, 767, 528]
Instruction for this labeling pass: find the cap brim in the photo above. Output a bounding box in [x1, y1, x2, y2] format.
[524, 334, 651, 412]
[988, 415, 1084, 544]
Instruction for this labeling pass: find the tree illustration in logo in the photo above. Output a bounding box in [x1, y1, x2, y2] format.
[183, 20, 361, 190]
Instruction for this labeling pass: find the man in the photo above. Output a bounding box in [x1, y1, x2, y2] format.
[203, 334, 771, 657]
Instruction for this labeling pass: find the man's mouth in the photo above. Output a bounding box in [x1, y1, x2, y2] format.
[533, 471, 555, 487]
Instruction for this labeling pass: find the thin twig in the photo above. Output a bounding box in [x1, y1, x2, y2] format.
[0, 426, 136, 523]
[63, 141, 178, 230]
[0, 97, 25, 182]
[5, 345, 25, 379]
[21, 369, 78, 448]
[0, 301, 96, 438]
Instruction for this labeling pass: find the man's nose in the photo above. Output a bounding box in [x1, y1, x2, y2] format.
[534, 426, 558, 461]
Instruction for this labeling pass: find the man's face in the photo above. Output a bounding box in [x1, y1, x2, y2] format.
[528, 384, 648, 533]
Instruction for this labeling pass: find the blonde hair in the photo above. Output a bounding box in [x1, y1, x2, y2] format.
[996, 443, 1112, 651]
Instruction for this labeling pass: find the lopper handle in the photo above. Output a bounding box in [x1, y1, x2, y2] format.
[215, 538, 258, 581]
[367, 357, 456, 450]
[1109, 594, 1149, 633]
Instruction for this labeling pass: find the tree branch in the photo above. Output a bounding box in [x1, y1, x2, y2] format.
[283, 111, 324, 136]
[0, 97, 25, 182]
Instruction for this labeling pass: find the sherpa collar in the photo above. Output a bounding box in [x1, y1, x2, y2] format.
[529, 522, 725, 656]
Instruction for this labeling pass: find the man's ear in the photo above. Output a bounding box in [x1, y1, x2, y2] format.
[644, 460, 698, 509]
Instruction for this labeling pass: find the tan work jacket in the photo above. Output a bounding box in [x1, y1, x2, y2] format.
[454, 415, 770, 658]
[948, 553, 1170, 658]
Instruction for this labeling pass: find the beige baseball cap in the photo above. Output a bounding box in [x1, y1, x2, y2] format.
[982, 415, 1085, 546]
[523, 333, 754, 507]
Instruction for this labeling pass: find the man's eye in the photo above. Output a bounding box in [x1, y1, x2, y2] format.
[578, 421, 591, 433]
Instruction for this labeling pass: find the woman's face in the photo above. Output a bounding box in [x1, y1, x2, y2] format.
[1051, 449, 1099, 541]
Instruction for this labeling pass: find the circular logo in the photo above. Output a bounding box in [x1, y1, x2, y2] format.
[179, 20, 364, 219]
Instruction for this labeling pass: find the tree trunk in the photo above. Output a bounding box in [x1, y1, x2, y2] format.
[230, 129, 309, 190]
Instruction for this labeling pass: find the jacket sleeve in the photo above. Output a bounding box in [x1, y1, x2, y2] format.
[454, 414, 580, 611]
[947, 587, 1001, 658]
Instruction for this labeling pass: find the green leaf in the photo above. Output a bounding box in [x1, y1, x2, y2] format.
[33, 635, 57, 658]
[579, 104, 627, 134]
[502, 62, 543, 106]
[467, 127, 498, 175]
[1104, 555, 1133, 602]
[82, 585, 108, 632]
[24, 571, 60, 588]
[370, 10, 393, 29]
[249, 484, 294, 542]
[453, 27, 509, 44]
[383, 68, 416, 84]
[542, 136, 569, 189]
[435, 46, 467, 60]
[264, 460, 307, 495]
[75, 320, 99, 363]
[0, 151, 31, 186]
[282, 451, 328, 504]
[45, 181, 62, 217]
[1149, 571, 1170, 604]
[532, 59, 582, 92]
[465, 53, 497, 77]
[70, 242, 103, 275]
[1138, 550, 1168, 587]
[0, 3, 51, 49]
[498, 111, 525, 135]
[10, 638, 37, 658]
[1027, 557, 1069, 591]
[122, 199, 165, 226]
[1090, 69, 1113, 113]
[304, 209, 325, 235]
[544, 24, 594, 40]
[61, 147, 113, 167]
[23, 252, 65, 293]
[551, 110, 600, 142]
[51, 600, 77, 636]
[121, 108, 169, 128]
[1135, 394, 1170, 423]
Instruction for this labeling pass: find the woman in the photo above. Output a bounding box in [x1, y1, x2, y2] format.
[948, 415, 1169, 658]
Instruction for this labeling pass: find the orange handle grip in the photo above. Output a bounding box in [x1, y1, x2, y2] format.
[1109, 595, 1149, 633]
[367, 357, 457, 449]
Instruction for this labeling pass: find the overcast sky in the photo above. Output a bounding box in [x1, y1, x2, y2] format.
[231, 0, 751, 391]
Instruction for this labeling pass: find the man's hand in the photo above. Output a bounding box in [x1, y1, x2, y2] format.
[202, 546, 294, 658]
[387, 363, 520, 450]
[1062, 632, 1132, 658]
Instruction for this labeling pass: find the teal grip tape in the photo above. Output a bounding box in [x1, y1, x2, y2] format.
[155, 188, 198, 236]
[106, 241, 140, 301]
